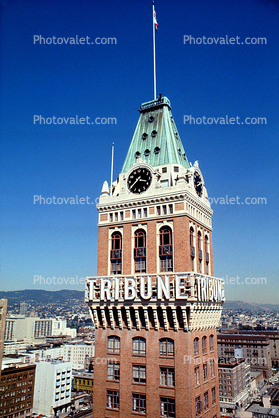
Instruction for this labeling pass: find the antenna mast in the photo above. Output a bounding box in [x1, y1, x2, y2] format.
[152, 1, 157, 100]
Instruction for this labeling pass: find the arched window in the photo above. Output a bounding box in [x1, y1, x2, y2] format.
[133, 337, 146, 355]
[198, 231, 202, 272]
[202, 336, 207, 354]
[108, 336, 120, 353]
[160, 338, 174, 357]
[209, 334, 214, 351]
[205, 235, 209, 274]
[159, 227, 173, 272]
[134, 229, 146, 273]
[190, 227, 195, 271]
[194, 337, 199, 356]
[111, 232, 122, 274]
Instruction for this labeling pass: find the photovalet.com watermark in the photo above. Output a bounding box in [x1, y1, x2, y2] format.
[33, 195, 96, 205]
[33, 275, 85, 285]
[33, 115, 117, 125]
[222, 275, 267, 285]
[208, 196, 267, 205]
[183, 115, 267, 125]
[183, 35, 267, 45]
[33, 35, 117, 45]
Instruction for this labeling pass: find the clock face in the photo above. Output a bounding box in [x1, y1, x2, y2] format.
[127, 167, 152, 194]
[194, 171, 203, 197]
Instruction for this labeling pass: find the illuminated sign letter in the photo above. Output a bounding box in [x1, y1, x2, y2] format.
[157, 275, 170, 300]
[100, 279, 112, 301]
[175, 274, 188, 299]
[125, 277, 136, 300]
[140, 276, 152, 300]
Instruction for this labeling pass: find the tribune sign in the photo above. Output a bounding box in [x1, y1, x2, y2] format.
[86, 274, 225, 304]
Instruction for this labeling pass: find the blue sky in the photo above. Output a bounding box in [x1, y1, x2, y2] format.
[1, 0, 278, 303]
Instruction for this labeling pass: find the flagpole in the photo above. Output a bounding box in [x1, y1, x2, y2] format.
[152, 1, 157, 100]
[110, 143, 114, 196]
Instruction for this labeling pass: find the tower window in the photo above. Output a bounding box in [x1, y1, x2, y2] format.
[162, 167, 167, 173]
[108, 336, 120, 353]
[135, 151, 141, 158]
[198, 231, 203, 262]
[133, 337, 146, 355]
[160, 338, 174, 357]
[202, 336, 207, 354]
[151, 130, 157, 137]
[132, 394, 146, 414]
[174, 166, 179, 172]
[168, 204, 173, 214]
[160, 368, 175, 387]
[159, 227, 173, 272]
[132, 365, 146, 384]
[160, 398, 175, 418]
[143, 208, 148, 217]
[154, 146, 160, 154]
[110, 233, 122, 275]
[157, 206, 161, 215]
[107, 390, 119, 410]
[163, 205, 167, 215]
[142, 133, 148, 140]
[190, 227, 195, 271]
[194, 338, 199, 356]
[148, 116, 154, 123]
[134, 229, 146, 273]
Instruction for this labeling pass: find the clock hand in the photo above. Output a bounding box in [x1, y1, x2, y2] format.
[131, 176, 141, 189]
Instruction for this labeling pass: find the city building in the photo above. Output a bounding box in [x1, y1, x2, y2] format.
[85, 96, 225, 417]
[4, 316, 76, 349]
[32, 360, 72, 416]
[29, 341, 95, 370]
[73, 372, 94, 393]
[19, 303, 28, 316]
[218, 358, 251, 416]
[218, 333, 272, 378]
[0, 300, 7, 378]
[0, 363, 36, 418]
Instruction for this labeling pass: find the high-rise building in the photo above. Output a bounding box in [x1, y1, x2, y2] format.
[0, 363, 36, 418]
[32, 360, 72, 416]
[0, 300, 7, 379]
[85, 96, 225, 417]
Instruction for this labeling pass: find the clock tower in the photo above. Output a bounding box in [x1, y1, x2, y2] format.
[85, 95, 224, 418]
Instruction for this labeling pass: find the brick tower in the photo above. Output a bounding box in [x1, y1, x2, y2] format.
[85, 96, 225, 418]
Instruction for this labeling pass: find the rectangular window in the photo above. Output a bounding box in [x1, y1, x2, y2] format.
[174, 166, 179, 172]
[194, 366, 200, 386]
[195, 396, 201, 417]
[210, 359, 215, 377]
[168, 204, 173, 214]
[211, 387, 216, 404]
[160, 398, 175, 418]
[162, 205, 167, 215]
[120, 211, 124, 221]
[203, 363, 208, 381]
[143, 208, 148, 217]
[132, 365, 146, 384]
[204, 392, 209, 410]
[138, 209, 142, 218]
[115, 212, 118, 221]
[132, 394, 146, 414]
[110, 213, 113, 222]
[132, 209, 136, 219]
[162, 167, 167, 173]
[160, 368, 175, 387]
[107, 390, 119, 410]
[157, 206, 161, 215]
[107, 363, 120, 381]
[202, 337, 207, 354]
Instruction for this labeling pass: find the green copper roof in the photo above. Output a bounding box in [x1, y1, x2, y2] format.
[121, 96, 190, 173]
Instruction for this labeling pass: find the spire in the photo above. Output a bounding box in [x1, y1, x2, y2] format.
[121, 96, 190, 173]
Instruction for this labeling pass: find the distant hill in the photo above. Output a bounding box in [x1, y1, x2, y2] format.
[0, 289, 86, 309]
[223, 300, 279, 311]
